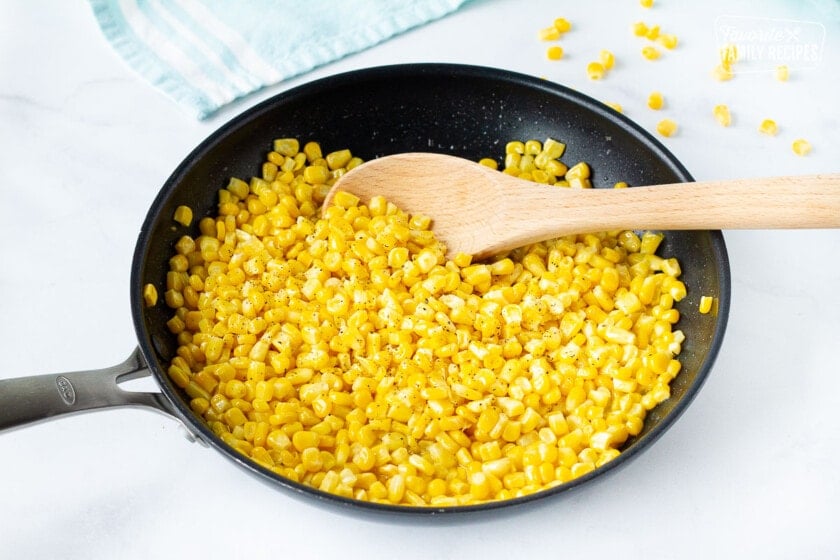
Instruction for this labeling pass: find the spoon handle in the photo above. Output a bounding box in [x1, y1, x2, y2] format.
[517, 173, 840, 237]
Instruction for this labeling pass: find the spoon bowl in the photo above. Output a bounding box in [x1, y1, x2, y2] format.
[324, 152, 840, 260]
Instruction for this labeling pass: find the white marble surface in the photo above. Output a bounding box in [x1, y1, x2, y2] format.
[1, 1, 839, 558]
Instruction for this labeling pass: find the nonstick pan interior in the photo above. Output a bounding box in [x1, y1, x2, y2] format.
[131, 63, 730, 515]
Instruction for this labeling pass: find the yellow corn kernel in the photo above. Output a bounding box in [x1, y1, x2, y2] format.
[167, 363, 189, 388]
[226, 177, 249, 199]
[641, 46, 661, 60]
[501, 421, 521, 442]
[462, 264, 491, 288]
[713, 104, 731, 127]
[657, 33, 678, 49]
[476, 407, 500, 435]
[599, 50, 615, 70]
[758, 119, 778, 136]
[325, 149, 352, 170]
[719, 43, 738, 65]
[647, 91, 664, 110]
[346, 156, 363, 171]
[173, 205, 193, 227]
[541, 137, 566, 159]
[604, 101, 623, 114]
[640, 0, 653, 7]
[553, 17, 572, 33]
[656, 118, 678, 137]
[273, 138, 299, 156]
[261, 161, 278, 181]
[166, 315, 185, 335]
[164, 289, 184, 309]
[469, 471, 492, 501]
[292, 430, 320, 452]
[547, 45, 564, 61]
[645, 24, 660, 40]
[303, 141, 322, 163]
[565, 162, 590, 181]
[775, 65, 789, 82]
[586, 61, 606, 80]
[571, 461, 595, 478]
[539, 26, 561, 41]
[332, 190, 360, 209]
[792, 139, 812, 156]
[699, 295, 714, 314]
[505, 141, 525, 155]
[489, 258, 515, 276]
[613, 181, 628, 189]
[224, 406, 247, 428]
[661, 257, 681, 277]
[142, 283, 158, 307]
[388, 474, 408, 503]
[712, 63, 733, 81]
[303, 165, 330, 184]
[640, 231, 664, 254]
[301, 447, 323, 472]
[478, 157, 498, 170]
[632, 21, 648, 37]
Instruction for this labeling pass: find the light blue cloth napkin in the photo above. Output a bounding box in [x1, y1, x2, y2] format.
[88, 0, 470, 119]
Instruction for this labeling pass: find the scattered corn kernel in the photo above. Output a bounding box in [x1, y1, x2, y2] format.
[698, 296, 714, 314]
[539, 26, 561, 41]
[712, 104, 731, 127]
[775, 65, 789, 82]
[641, 46, 661, 60]
[640, 0, 654, 7]
[599, 50, 615, 70]
[656, 118, 678, 137]
[547, 45, 564, 61]
[759, 119, 778, 136]
[792, 139, 812, 156]
[647, 91, 664, 110]
[553, 17, 572, 33]
[657, 33, 678, 50]
[604, 101, 623, 114]
[719, 44, 738, 65]
[632, 21, 649, 37]
[645, 24, 660, 41]
[162, 136, 686, 507]
[712, 64, 734, 81]
[586, 61, 606, 80]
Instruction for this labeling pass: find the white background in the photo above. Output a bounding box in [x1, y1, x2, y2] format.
[1, 1, 838, 558]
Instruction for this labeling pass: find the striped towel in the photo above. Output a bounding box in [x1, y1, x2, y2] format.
[89, 0, 470, 119]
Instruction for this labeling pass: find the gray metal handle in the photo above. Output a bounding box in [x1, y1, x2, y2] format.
[0, 348, 176, 433]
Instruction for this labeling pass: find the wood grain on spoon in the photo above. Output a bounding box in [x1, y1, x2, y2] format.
[323, 153, 840, 260]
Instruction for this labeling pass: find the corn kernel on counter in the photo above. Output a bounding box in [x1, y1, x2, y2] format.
[150, 137, 688, 507]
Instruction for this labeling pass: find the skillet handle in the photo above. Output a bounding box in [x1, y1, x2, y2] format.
[0, 348, 176, 433]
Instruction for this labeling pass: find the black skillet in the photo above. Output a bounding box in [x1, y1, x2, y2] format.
[0, 64, 730, 517]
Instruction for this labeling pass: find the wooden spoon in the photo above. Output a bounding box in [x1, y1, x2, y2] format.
[322, 152, 840, 260]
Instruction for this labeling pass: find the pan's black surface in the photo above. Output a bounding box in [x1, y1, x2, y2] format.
[130, 64, 730, 517]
